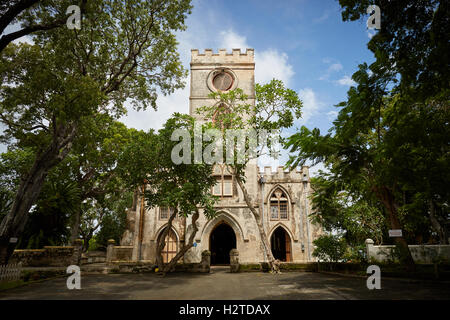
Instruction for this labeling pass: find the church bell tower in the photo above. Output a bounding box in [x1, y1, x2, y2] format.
[189, 48, 255, 121]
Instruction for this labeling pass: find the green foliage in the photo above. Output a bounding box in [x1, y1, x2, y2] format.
[342, 243, 367, 263]
[253, 79, 302, 132]
[94, 192, 131, 249]
[310, 174, 385, 246]
[287, 0, 450, 252]
[339, 0, 449, 100]
[87, 236, 100, 252]
[0, 1, 193, 254]
[142, 113, 218, 219]
[198, 79, 303, 177]
[17, 179, 80, 248]
[312, 234, 347, 263]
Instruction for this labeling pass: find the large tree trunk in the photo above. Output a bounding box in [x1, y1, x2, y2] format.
[428, 199, 448, 244]
[155, 208, 177, 268]
[83, 232, 93, 253]
[162, 209, 200, 274]
[69, 205, 81, 245]
[376, 186, 415, 270]
[232, 168, 280, 273]
[0, 125, 76, 264]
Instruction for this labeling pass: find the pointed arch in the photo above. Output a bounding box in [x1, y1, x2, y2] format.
[154, 223, 180, 243]
[267, 185, 291, 220]
[269, 224, 293, 262]
[268, 222, 295, 241]
[199, 210, 247, 244]
[265, 184, 292, 204]
[155, 224, 180, 263]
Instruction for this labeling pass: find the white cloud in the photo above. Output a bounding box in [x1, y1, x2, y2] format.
[367, 29, 376, 39]
[335, 75, 356, 86]
[319, 61, 343, 81]
[326, 110, 339, 121]
[121, 27, 295, 131]
[255, 49, 294, 85]
[119, 85, 189, 131]
[219, 29, 295, 86]
[328, 63, 343, 73]
[219, 29, 249, 50]
[308, 161, 328, 177]
[313, 11, 330, 24]
[298, 88, 323, 123]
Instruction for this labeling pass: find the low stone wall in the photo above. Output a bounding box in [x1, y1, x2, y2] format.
[112, 246, 133, 261]
[242, 262, 317, 272]
[108, 249, 211, 273]
[106, 240, 133, 263]
[82, 251, 106, 264]
[10, 241, 83, 267]
[365, 239, 450, 263]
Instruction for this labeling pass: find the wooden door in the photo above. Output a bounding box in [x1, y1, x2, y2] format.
[162, 230, 177, 263]
[285, 232, 292, 262]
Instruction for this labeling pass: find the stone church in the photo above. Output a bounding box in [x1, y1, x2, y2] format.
[120, 49, 322, 264]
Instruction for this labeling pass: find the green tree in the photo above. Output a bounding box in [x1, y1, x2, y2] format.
[0, 0, 192, 264]
[79, 190, 131, 252]
[312, 234, 347, 264]
[119, 113, 218, 273]
[65, 114, 136, 244]
[0, 1, 88, 52]
[198, 79, 303, 272]
[95, 192, 131, 250]
[287, 0, 450, 269]
[17, 179, 80, 248]
[310, 174, 385, 246]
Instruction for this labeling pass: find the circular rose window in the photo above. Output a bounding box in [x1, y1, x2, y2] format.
[212, 71, 234, 91]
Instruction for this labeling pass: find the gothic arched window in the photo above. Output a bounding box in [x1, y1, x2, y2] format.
[159, 207, 175, 220]
[270, 188, 288, 220]
[212, 164, 233, 197]
[160, 228, 177, 263]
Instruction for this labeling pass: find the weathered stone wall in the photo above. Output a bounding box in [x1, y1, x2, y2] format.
[130, 164, 321, 264]
[123, 48, 323, 265]
[111, 246, 133, 261]
[10, 244, 82, 267]
[82, 251, 106, 264]
[365, 239, 450, 263]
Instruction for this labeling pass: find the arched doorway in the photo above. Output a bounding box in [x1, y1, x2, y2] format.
[158, 228, 178, 263]
[270, 226, 292, 262]
[209, 222, 236, 265]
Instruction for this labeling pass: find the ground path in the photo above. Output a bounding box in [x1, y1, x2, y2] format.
[1, 266, 449, 300]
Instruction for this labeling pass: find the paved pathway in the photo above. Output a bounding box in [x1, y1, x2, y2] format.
[1, 267, 449, 300]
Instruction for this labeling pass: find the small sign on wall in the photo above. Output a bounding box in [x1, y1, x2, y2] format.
[9, 237, 18, 243]
[388, 229, 402, 237]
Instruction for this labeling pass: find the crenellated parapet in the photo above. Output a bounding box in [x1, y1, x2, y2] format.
[258, 165, 310, 183]
[191, 48, 255, 65]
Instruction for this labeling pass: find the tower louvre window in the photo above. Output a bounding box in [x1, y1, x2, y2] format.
[212, 164, 233, 197]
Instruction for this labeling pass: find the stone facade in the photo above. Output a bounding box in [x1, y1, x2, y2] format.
[121, 49, 322, 264]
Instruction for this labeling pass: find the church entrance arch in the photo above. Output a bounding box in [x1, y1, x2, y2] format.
[209, 222, 236, 265]
[157, 228, 178, 263]
[270, 226, 292, 262]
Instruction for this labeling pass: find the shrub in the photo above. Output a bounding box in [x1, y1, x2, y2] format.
[312, 234, 347, 263]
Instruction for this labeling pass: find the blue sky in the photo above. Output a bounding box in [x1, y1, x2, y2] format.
[1, 0, 377, 172]
[121, 0, 376, 173]
[123, 0, 376, 133]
